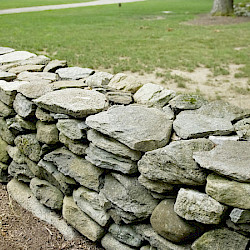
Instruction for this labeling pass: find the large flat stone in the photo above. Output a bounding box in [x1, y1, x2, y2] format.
[34, 88, 108, 118]
[0, 51, 36, 64]
[193, 141, 250, 182]
[86, 105, 173, 152]
[0, 70, 16, 81]
[43, 59, 67, 72]
[0, 47, 15, 55]
[8, 64, 45, 74]
[56, 67, 94, 80]
[17, 71, 58, 82]
[138, 139, 214, 185]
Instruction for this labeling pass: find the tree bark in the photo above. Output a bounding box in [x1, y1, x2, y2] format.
[211, 0, 234, 16]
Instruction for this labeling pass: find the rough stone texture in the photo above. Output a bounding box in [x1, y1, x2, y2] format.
[8, 64, 45, 74]
[108, 73, 143, 93]
[7, 146, 27, 164]
[106, 91, 133, 105]
[7, 179, 78, 240]
[36, 121, 59, 145]
[234, 118, 250, 140]
[51, 79, 87, 90]
[30, 177, 64, 210]
[173, 111, 234, 139]
[0, 136, 10, 163]
[0, 47, 15, 55]
[56, 67, 94, 80]
[162, 106, 175, 120]
[38, 160, 76, 195]
[62, 196, 105, 242]
[138, 139, 214, 185]
[34, 89, 109, 118]
[206, 173, 250, 209]
[134, 224, 191, 250]
[43, 59, 67, 72]
[43, 147, 104, 191]
[17, 71, 58, 82]
[86, 71, 113, 87]
[73, 187, 110, 227]
[86, 105, 173, 152]
[59, 133, 87, 156]
[191, 228, 249, 250]
[0, 117, 15, 144]
[101, 173, 158, 222]
[87, 129, 141, 161]
[208, 135, 239, 145]
[134, 83, 175, 108]
[226, 219, 250, 237]
[193, 141, 250, 182]
[56, 119, 87, 140]
[19, 55, 50, 66]
[14, 134, 41, 162]
[13, 93, 36, 118]
[86, 143, 138, 174]
[7, 115, 36, 134]
[138, 175, 174, 194]
[169, 94, 207, 111]
[0, 100, 15, 117]
[35, 107, 55, 123]
[101, 233, 135, 250]
[0, 162, 8, 183]
[174, 188, 227, 224]
[0, 51, 36, 64]
[0, 70, 16, 81]
[140, 245, 157, 250]
[230, 208, 250, 224]
[109, 223, 143, 247]
[150, 199, 203, 243]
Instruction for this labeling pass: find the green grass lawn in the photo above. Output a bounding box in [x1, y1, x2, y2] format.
[0, 0, 249, 78]
[0, 0, 94, 10]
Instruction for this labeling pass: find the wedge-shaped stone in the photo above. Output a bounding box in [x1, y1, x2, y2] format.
[206, 173, 250, 209]
[230, 208, 250, 224]
[86, 71, 113, 87]
[8, 64, 45, 74]
[138, 139, 214, 185]
[43, 147, 104, 191]
[193, 141, 250, 182]
[0, 70, 16, 81]
[0, 117, 15, 144]
[174, 188, 227, 224]
[13, 93, 36, 118]
[73, 187, 110, 227]
[7, 115, 36, 134]
[34, 89, 108, 118]
[87, 129, 141, 161]
[35, 107, 55, 123]
[234, 118, 250, 141]
[51, 80, 87, 90]
[63, 196, 105, 242]
[173, 111, 234, 139]
[56, 67, 94, 80]
[86, 105, 173, 152]
[36, 121, 59, 145]
[19, 55, 50, 66]
[106, 91, 133, 105]
[86, 143, 138, 174]
[43, 59, 67, 72]
[0, 51, 36, 64]
[17, 71, 58, 82]
[0, 47, 15, 55]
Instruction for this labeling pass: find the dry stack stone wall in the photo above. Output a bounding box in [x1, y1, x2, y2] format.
[0, 47, 250, 250]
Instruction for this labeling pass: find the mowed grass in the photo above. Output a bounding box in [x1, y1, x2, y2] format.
[0, 0, 249, 77]
[0, 0, 94, 10]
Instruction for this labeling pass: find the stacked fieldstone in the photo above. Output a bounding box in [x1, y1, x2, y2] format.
[0, 47, 249, 250]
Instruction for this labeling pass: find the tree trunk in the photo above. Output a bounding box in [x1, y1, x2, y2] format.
[211, 0, 234, 16]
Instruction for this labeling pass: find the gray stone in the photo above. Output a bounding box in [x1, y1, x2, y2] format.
[134, 83, 175, 107]
[56, 119, 87, 140]
[138, 139, 214, 185]
[191, 228, 249, 250]
[174, 188, 227, 224]
[0, 136, 10, 163]
[230, 208, 250, 224]
[19, 55, 50, 66]
[173, 111, 234, 139]
[87, 129, 141, 161]
[17, 71, 58, 82]
[101, 173, 158, 221]
[7, 146, 27, 164]
[0, 100, 15, 117]
[150, 199, 204, 243]
[226, 220, 250, 237]
[109, 223, 143, 247]
[56, 67, 94, 80]
[208, 135, 239, 145]
[101, 233, 136, 250]
[13, 93, 36, 118]
[7, 179, 78, 240]
[43, 148, 104, 191]
[86, 71, 113, 87]
[108, 73, 143, 93]
[50, 112, 70, 119]
[234, 118, 250, 140]
[162, 106, 175, 120]
[34, 89, 109, 118]
[206, 173, 250, 209]
[86, 105, 173, 152]
[86, 143, 138, 174]
[8, 64, 45, 74]
[38, 160, 76, 195]
[138, 175, 174, 194]
[107, 206, 138, 224]
[140, 245, 157, 250]
[35, 107, 55, 122]
[30, 177, 64, 210]
[7, 115, 36, 133]
[63, 196, 105, 241]
[106, 91, 133, 105]
[14, 134, 41, 162]
[0, 70, 16, 81]
[0, 162, 8, 183]
[59, 133, 87, 156]
[0, 117, 15, 144]
[25, 158, 41, 177]
[73, 187, 110, 226]
[169, 94, 207, 111]
[51, 80, 87, 90]
[134, 224, 191, 250]
[36, 121, 59, 145]
[193, 141, 250, 182]
[0, 47, 15, 55]
[0, 51, 36, 64]
[43, 59, 67, 72]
